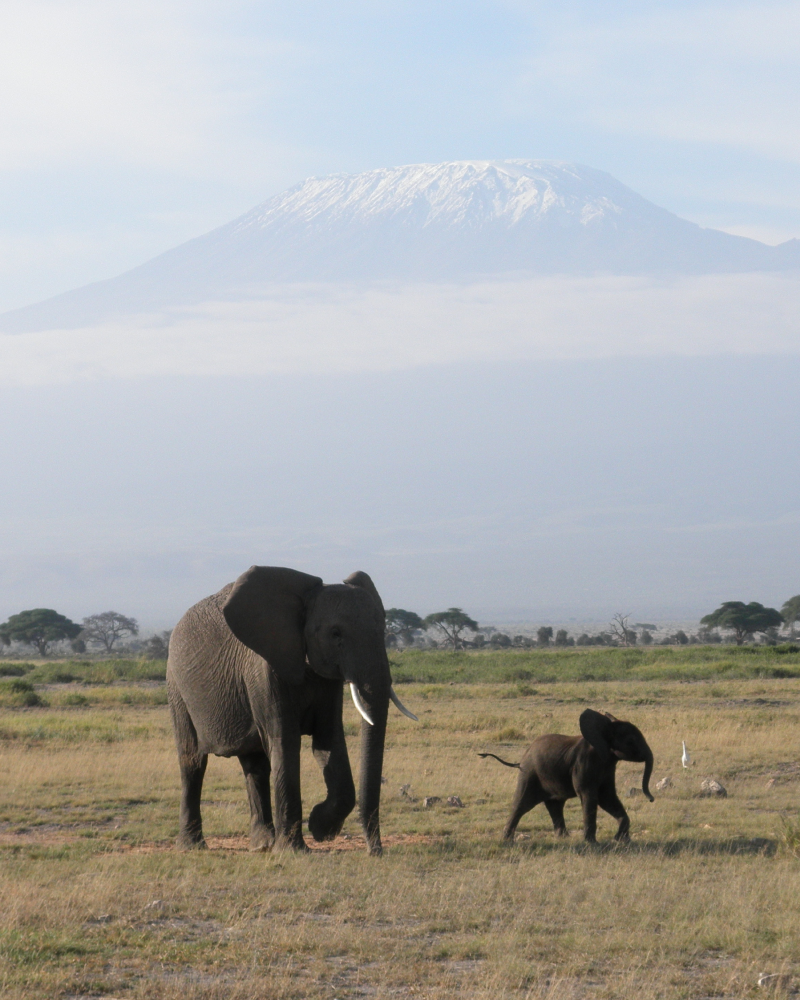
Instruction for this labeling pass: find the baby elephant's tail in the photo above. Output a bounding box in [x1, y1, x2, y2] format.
[477, 752, 520, 768]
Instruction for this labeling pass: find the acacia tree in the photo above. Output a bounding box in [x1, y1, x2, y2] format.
[0, 609, 82, 656]
[423, 608, 479, 651]
[143, 630, 172, 660]
[700, 601, 783, 646]
[384, 609, 424, 647]
[536, 626, 553, 647]
[80, 611, 139, 653]
[781, 595, 800, 639]
[609, 612, 636, 647]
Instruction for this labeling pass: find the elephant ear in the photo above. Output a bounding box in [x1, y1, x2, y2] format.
[343, 571, 385, 616]
[223, 566, 323, 684]
[579, 709, 615, 759]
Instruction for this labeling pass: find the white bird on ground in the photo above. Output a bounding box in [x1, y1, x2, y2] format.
[681, 742, 691, 768]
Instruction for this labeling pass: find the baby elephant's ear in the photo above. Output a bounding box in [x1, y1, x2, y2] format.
[579, 709, 614, 758]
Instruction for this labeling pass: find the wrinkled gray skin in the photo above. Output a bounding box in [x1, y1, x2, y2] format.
[167, 566, 394, 855]
[479, 709, 654, 843]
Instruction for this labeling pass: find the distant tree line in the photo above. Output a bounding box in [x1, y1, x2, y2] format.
[384, 594, 800, 651]
[0, 607, 172, 659]
[2, 592, 798, 659]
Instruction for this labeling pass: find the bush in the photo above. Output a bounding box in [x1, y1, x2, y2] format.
[0, 664, 30, 677]
[8, 679, 34, 693]
[0, 679, 46, 708]
[62, 693, 89, 706]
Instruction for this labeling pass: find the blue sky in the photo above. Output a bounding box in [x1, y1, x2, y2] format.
[1, 2, 799, 627]
[2, 0, 800, 312]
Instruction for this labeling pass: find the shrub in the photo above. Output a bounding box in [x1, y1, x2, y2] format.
[0, 664, 29, 677]
[62, 693, 89, 706]
[780, 812, 800, 859]
[0, 679, 46, 707]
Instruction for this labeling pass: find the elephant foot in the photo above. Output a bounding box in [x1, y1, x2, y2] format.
[308, 802, 346, 843]
[248, 826, 275, 853]
[176, 834, 207, 851]
[367, 840, 383, 857]
[274, 833, 311, 853]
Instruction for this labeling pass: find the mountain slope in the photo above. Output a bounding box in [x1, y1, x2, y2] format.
[2, 160, 799, 333]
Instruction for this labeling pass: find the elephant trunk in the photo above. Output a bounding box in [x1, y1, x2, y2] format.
[641, 746, 654, 802]
[358, 687, 389, 856]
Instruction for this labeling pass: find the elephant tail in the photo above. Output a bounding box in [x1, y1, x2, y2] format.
[477, 752, 520, 768]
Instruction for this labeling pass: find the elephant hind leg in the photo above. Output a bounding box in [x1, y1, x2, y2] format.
[544, 799, 569, 837]
[168, 685, 208, 850]
[502, 773, 545, 843]
[238, 751, 275, 851]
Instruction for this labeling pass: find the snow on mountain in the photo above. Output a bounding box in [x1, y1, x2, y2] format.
[234, 160, 632, 231]
[2, 160, 799, 333]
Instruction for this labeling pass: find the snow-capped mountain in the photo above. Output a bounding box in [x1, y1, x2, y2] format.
[2, 160, 798, 332]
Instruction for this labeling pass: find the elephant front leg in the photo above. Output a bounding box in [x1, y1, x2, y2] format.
[267, 730, 308, 851]
[308, 732, 356, 842]
[598, 787, 631, 842]
[579, 790, 599, 843]
[238, 751, 275, 851]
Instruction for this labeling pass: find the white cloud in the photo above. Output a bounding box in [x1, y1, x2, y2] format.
[0, 1, 298, 181]
[1, 274, 798, 386]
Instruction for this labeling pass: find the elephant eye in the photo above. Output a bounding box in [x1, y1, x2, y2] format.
[331, 627, 343, 640]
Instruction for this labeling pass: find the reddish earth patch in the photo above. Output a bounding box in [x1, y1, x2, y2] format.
[126, 832, 438, 854]
[0, 826, 80, 848]
[0, 827, 437, 853]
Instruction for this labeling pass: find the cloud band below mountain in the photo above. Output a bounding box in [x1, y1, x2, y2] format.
[1, 273, 798, 386]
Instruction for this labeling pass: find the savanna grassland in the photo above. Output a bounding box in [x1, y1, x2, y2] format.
[1, 646, 800, 1000]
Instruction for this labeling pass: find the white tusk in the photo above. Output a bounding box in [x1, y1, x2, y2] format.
[390, 686, 419, 721]
[349, 683, 374, 726]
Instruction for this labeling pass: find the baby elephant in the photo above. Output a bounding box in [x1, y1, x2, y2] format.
[479, 709, 654, 843]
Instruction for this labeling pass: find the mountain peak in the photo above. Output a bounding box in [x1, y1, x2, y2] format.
[1, 159, 798, 334]
[234, 160, 645, 234]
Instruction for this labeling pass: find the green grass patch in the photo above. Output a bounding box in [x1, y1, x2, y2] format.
[389, 645, 800, 684]
[0, 711, 158, 743]
[24, 659, 167, 685]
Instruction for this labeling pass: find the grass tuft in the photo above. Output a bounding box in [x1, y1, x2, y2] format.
[780, 812, 800, 860]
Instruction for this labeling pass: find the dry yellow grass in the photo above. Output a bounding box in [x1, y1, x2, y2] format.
[1, 676, 799, 999]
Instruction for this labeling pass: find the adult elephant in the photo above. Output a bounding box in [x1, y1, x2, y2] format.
[167, 566, 417, 855]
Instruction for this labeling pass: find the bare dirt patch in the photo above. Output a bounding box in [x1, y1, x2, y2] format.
[0, 827, 439, 853]
[124, 832, 439, 853]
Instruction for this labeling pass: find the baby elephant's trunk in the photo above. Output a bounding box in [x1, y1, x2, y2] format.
[641, 748, 654, 802]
